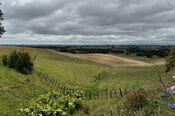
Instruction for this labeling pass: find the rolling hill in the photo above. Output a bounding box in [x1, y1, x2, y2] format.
[0, 46, 173, 116]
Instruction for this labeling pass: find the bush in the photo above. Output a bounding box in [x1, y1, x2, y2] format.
[165, 46, 175, 72]
[1, 55, 8, 66]
[126, 88, 148, 110]
[1, 50, 34, 74]
[19, 91, 85, 116]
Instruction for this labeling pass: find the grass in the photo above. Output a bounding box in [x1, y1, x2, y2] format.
[0, 64, 51, 116]
[0, 46, 174, 116]
[113, 53, 162, 63]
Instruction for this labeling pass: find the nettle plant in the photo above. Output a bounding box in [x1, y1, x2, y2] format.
[19, 91, 85, 116]
[126, 88, 149, 111]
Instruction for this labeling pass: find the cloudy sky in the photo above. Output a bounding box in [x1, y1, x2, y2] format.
[0, 0, 175, 45]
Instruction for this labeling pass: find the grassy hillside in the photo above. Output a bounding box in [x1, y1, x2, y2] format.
[0, 63, 52, 116]
[0, 46, 174, 116]
[0, 46, 167, 90]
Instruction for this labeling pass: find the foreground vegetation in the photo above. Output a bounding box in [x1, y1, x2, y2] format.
[0, 46, 175, 115]
[20, 91, 85, 116]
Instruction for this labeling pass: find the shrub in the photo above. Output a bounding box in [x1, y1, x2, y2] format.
[1, 50, 34, 74]
[19, 91, 85, 116]
[1, 55, 8, 66]
[165, 46, 175, 72]
[126, 88, 148, 110]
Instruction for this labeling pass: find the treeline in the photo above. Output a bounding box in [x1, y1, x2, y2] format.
[23, 45, 171, 58]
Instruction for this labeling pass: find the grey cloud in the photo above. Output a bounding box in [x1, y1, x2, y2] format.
[1, 0, 175, 45]
[3, 0, 74, 21]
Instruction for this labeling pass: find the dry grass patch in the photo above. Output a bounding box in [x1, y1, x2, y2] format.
[47, 49, 165, 67]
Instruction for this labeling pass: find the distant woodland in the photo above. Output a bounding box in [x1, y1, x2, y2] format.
[21, 45, 171, 58]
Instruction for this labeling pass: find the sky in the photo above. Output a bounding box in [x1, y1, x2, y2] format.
[0, 0, 175, 45]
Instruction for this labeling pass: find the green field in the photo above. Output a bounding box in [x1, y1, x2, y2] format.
[0, 46, 174, 116]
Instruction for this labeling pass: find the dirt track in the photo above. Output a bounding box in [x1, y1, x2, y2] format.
[47, 49, 165, 67]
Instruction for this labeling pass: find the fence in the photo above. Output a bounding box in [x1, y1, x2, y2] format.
[36, 71, 175, 115]
[99, 79, 174, 116]
[36, 72, 129, 100]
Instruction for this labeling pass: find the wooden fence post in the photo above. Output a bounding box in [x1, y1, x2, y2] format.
[45, 74, 49, 82]
[119, 88, 123, 98]
[124, 89, 127, 96]
[117, 106, 120, 116]
[110, 89, 113, 98]
[89, 91, 92, 100]
[110, 108, 113, 116]
[53, 80, 57, 88]
[93, 91, 96, 99]
[113, 89, 117, 98]
[97, 91, 100, 99]
[105, 89, 108, 99]
[43, 74, 46, 81]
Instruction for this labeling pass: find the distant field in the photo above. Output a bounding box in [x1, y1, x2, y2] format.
[114, 53, 165, 63]
[47, 49, 165, 67]
[0, 46, 173, 116]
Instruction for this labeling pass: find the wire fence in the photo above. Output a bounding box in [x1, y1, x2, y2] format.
[36, 72, 130, 100]
[99, 79, 174, 116]
[36, 71, 175, 115]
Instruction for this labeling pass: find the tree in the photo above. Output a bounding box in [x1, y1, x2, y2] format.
[0, 3, 5, 37]
[165, 46, 175, 72]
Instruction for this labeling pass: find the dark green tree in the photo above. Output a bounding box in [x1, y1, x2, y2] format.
[165, 46, 175, 72]
[0, 3, 5, 37]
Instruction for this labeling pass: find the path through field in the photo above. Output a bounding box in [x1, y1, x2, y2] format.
[47, 49, 165, 67]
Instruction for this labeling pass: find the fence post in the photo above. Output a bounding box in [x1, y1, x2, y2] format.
[100, 90, 103, 99]
[119, 88, 123, 98]
[43, 74, 46, 81]
[93, 91, 96, 99]
[49, 78, 53, 85]
[105, 88, 108, 99]
[45, 74, 49, 82]
[97, 90, 100, 99]
[46, 76, 50, 84]
[110, 108, 113, 116]
[124, 89, 127, 96]
[113, 89, 117, 98]
[110, 89, 113, 98]
[56, 85, 60, 91]
[89, 91, 92, 100]
[40, 74, 44, 80]
[117, 106, 120, 116]
[53, 79, 57, 88]
[63, 86, 66, 95]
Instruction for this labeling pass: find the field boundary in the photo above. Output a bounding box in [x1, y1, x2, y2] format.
[36, 72, 129, 100]
[36, 71, 172, 101]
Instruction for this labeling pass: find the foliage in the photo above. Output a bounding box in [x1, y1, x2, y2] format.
[1, 55, 8, 66]
[19, 91, 85, 116]
[95, 71, 108, 81]
[165, 46, 175, 72]
[126, 88, 148, 110]
[1, 50, 34, 74]
[52, 45, 170, 58]
[0, 3, 5, 37]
